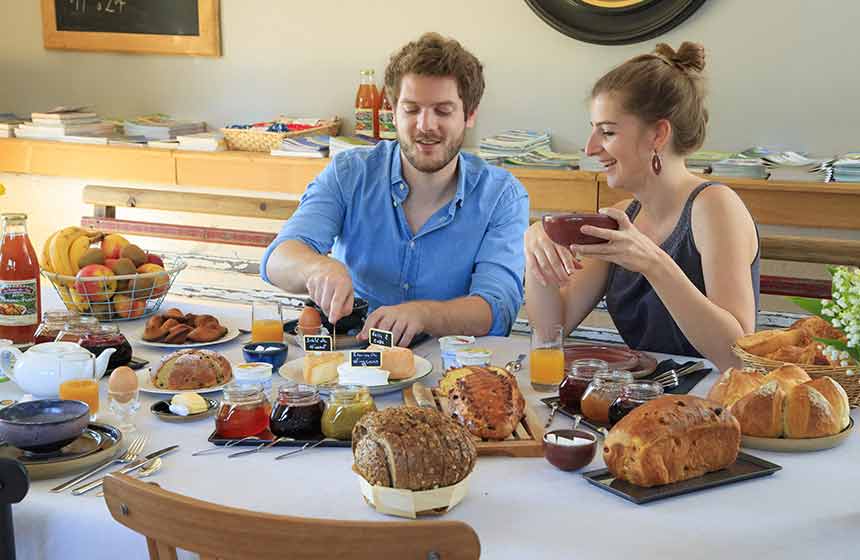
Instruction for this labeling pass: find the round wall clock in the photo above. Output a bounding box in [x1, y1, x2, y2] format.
[525, 0, 707, 45]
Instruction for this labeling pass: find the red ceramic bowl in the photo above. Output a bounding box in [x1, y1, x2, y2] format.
[563, 345, 640, 371]
[543, 429, 598, 471]
[542, 213, 618, 246]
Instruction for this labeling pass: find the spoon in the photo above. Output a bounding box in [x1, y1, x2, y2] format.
[95, 458, 162, 497]
[544, 400, 561, 429]
[505, 353, 527, 374]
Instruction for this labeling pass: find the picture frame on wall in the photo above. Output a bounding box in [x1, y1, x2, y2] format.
[40, 0, 221, 57]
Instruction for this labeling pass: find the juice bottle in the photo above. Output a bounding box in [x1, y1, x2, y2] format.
[355, 69, 379, 139]
[0, 214, 41, 344]
[377, 90, 397, 140]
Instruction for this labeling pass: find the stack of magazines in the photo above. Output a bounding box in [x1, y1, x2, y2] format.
[831, 153, 860, 183]
[123, 114, 206, 140]
[176, 131, 225, 152]
[14, 107, 115, 142]
[478, 130, 552, 163]
[503, 148, 580, 169]
[686, 150, 733, 174]
[711, 158, 769, 179]
[270, 135, 330, 158]
[0, 113, 24, 138]
[329, 135, 379, 157]
[759, 151, 832, 182]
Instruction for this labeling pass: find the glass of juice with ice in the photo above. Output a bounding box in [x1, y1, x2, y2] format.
[58, 353, 99, 421]
[251, 301, 284, 343]
[530, 324, 565, 392]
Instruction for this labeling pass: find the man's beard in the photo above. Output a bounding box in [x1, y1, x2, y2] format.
[399, 129, 465, 173]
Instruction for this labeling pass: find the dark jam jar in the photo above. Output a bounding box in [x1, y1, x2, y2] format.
[216, 384, 271, 439]
[608, 381, 664, 425]
[558, 359, 608, 411]
[33, 311, 79, 344]
[78, 323, 133, 371]
[270, 382, 325, 438]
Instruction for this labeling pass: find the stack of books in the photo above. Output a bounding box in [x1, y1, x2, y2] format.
[270, 135, 330, 158]
[686, 150, 733, 174]
[759, 151, 832, 182]
[176, 131, 225, 152]
[478, 130, 551, 163]
[329, 135, 379, 157]
[0, 113, 24, 138]
[123, 114, 206, 140]
[831, 153, 860, 183]
[14, 109, 115, 141]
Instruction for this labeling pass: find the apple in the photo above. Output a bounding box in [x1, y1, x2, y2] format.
[145, 252, 164, 267]
[101, 234, 130, 260]
[74, 264, 117, 303]
[136, 263, 169, 298]
[112, 294, 146, 319]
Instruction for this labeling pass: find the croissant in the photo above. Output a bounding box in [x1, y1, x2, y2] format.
[187, 324, 228, 343]
[163, 324, 193, 344]
[163, 308, 185, 321]
[142, 315, 168, 342]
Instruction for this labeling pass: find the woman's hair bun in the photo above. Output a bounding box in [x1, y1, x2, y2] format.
[654, 42, 705, 74]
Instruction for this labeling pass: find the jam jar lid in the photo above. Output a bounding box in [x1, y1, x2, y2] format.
[329, 384, 372, 404]
[620, 380, 664, 400]
[593, 369, 634, 384]
[222, 382, 267, 404]
[566, 358, 609, 379]
[277, 381, 320, 404]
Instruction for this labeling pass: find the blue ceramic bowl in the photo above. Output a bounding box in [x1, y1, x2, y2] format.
[0, 399, 90, 453]
[242, 342, 288, 371]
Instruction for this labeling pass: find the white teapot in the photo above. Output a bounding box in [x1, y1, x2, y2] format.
[0, 342, 115, 397]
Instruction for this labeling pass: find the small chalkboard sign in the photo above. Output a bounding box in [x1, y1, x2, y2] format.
[303, 335, 333, 352]
[350, 351, 382, 368]
[369, 329, 394, 348]
[41, 0, 221, 56]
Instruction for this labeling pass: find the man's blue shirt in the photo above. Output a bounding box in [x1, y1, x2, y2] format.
[261, 140, 529, 335]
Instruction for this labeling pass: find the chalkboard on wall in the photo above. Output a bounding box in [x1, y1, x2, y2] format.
[41, 0, 221, 56]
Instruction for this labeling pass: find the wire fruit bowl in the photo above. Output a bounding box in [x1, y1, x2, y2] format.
[42, 259, 186, 323]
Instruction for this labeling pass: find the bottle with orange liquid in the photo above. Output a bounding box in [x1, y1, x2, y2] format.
[0, 213, 41, 344]
[355, 69, 379, 139]
[377, 90, 397, 140]
[530, 324, 565, 392]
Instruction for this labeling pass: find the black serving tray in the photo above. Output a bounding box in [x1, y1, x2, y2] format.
[582, 452, 782, 505]
[207, 429, 351, 448]
[541, 396, 611, 433]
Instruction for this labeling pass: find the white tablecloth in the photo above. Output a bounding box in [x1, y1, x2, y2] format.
[6, 294, 859, 559]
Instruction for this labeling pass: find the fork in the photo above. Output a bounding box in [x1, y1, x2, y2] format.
[50, 433, 148, 493]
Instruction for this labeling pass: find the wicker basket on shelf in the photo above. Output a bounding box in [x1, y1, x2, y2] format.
[732, 343, 860, 408]
[41, 259, 186, 323]
[220, 117, 341, 152]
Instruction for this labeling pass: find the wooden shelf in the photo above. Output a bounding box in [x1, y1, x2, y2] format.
[176, 151, 326, 193]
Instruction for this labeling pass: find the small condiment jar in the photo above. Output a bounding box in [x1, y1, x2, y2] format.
[558, 359, 609, 411]
[455, 347, 492, 368]
[321, 385, 377, 440]
[270, 382, 325, 438]
[608, 381, 664, 424]
[215, 383, 271, 439]
[33, 311, 80, 344]
[580, 370, 633, 424]
[232, 362, 273, 400]
[54, 315, 101, 343]
[439, 335, 476, 371]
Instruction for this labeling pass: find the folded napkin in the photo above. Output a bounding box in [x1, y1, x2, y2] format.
[641, 359, 712, 395]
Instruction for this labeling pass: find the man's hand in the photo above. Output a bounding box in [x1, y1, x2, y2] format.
[305, 259, 354, 326]
[359, 302, 428, 347]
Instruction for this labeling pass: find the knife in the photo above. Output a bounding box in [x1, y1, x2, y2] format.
[411, 382, 438, 409]
[71, 444, 179, 495]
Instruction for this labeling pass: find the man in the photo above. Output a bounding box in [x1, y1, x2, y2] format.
[261, 32, 529, 346]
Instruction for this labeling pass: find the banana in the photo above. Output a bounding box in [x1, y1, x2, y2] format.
[49, 226, 83, 280]
[67, 234, 91, 274]
[68, 287, 91, 312]
[41, 230, 59, 273]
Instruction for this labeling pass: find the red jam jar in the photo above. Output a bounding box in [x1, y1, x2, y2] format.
[270, 382, 325, 438]
[608, 381, 664, 425]
[78, 323, 133, 371]
[33, 311, 80, 344]
[558, 359, 608, 411]
[580, 370, 633, 424]
[542, 213, 619, 246]
[215, 384, 271, 439]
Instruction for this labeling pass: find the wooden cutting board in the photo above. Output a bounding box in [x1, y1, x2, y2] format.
[403, 384, 545, 458]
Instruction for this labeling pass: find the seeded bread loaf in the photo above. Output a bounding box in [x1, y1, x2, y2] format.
[152, 349, 232, 390]
[352, 406, 477, 491]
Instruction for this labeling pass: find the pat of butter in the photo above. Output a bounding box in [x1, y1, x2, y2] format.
[336, 363, 390, 386]
[169, 392, 208, 416]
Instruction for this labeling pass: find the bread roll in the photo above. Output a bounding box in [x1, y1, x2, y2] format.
[152, 349, 233, 390]
[706, 368, 765, 408]
[736, 329, 808, 357]
[603, 395, 740, 487]
[352, 406, 477, 491]
[730, 381, 785, 437]
[762, 365, 811, 394]
[784, 378, 850, 438]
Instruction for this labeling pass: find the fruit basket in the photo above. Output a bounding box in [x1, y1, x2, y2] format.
[42, 258, 186, 323]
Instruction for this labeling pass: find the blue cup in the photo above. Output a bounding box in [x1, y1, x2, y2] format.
[242, 342, 288, 371]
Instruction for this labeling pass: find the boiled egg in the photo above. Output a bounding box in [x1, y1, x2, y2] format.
[298, 307, 322, 329]
[108, 366, 139, 402]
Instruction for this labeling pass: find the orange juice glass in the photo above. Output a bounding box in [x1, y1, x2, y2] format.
[59, 354, 99, 420]
[530, 324, 565, 392]
[251, 302, 283, 343]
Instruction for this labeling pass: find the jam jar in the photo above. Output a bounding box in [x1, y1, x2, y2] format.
[78, 323, 133, 371]
[558, 359, 609, 411]
[321, 385, 376, 440]
[270, 382, 325, 438]
[608, 381, 664, 424]
[215, 383, 271, 439]
[54, 315, 101, 343]
[33, 311, 80, 344]
[580, 370, 633, 424]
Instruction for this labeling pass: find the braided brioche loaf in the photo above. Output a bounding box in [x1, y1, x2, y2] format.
[152, 349, 233, 390]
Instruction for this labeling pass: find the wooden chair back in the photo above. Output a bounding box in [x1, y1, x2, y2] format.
[103, 474, 481, 560]
[0, 458, 29, 560]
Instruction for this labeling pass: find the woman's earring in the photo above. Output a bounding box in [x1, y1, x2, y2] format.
[651, 150, 662, 175]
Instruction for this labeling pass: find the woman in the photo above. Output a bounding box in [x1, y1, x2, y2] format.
[525, 42, 759, 371]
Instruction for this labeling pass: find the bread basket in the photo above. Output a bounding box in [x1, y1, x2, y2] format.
[354, 468, 471, 519]
[221, 117, 341, 152]
[42, 258, 186, 323]
[732, 342, 860, 408]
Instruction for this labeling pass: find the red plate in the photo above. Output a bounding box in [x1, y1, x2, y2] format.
[563, 344, 641, 371]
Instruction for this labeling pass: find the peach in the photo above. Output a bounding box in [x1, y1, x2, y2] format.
[112, 294, 146, 319]
[101, 234, 130, 260]
[136, 263, 169, 298]
[145, 252, 164, 267]
[74, 264, 117, 303]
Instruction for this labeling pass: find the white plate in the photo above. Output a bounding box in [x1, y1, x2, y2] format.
[133, 326, 242, 349]
[741, 417, 854, 452]
[280, 354, 433, 396]
[136, 368, 230, 396]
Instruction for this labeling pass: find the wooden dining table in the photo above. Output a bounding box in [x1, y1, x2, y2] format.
[4, 290, 858, 560]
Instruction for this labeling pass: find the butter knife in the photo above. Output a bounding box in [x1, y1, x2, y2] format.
[411, 382, 437, 409]
[71, 444, 179, 495]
